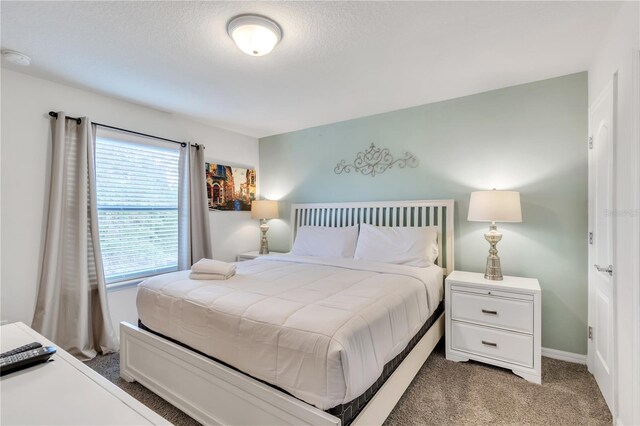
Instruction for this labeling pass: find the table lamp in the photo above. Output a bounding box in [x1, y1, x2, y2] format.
[467, 189, 522, 280]
[251, 200, 279, 255]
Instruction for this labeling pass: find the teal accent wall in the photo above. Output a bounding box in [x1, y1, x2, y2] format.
[259, 73, 588, 355]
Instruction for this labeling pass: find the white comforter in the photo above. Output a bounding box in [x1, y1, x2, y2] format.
[136, 255, 443, 410]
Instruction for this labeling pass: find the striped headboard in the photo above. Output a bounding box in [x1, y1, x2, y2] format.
[290, 200, 455, 275]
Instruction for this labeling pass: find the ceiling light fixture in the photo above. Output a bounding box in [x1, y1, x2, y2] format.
[227, 15, 282, 57]
[1, 49, 31, 66]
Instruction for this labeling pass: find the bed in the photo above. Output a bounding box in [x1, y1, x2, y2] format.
[120, 199, 454, 425]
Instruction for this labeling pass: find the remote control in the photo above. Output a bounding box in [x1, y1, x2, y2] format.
[0, 346, 56, 376]
[0, 342, 42, 358]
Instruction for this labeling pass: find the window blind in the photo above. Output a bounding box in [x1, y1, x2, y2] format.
[95, 135, 180, 284]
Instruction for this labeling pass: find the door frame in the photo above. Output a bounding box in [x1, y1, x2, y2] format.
[587, 73, 617, 416]
[632, 49, 640, 426]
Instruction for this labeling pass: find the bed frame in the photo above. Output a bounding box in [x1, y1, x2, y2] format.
[120, 199, 454, 425]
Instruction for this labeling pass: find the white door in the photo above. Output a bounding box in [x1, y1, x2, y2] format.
[588, 77, 616, 412]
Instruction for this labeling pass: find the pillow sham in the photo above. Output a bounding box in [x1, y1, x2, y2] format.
[291, 225, 359, 258]
[353, 223, 438, 267]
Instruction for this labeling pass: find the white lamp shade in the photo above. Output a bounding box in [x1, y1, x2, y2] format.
[467, 190, 522, 223]
[251, 200, 279, 220]
[228, 15, 282, 56]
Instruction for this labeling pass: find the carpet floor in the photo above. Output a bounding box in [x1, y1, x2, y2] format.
[85, 340, 611, 425]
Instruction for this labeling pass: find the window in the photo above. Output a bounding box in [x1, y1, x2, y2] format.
[95, 129, 180, 284]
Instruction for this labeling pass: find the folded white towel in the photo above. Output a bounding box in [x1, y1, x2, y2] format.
[191, 258, 236, 276]
[189, 271, 236, 280]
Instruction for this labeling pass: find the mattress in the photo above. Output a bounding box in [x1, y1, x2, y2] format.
[136, 255, 443, 410]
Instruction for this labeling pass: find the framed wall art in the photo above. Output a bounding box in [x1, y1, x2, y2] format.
[205, 162, 256, 211]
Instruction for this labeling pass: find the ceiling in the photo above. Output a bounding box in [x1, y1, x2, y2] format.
[1, 1, 621, 138]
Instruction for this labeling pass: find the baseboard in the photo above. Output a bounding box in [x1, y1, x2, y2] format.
[541, 347, 587, 364]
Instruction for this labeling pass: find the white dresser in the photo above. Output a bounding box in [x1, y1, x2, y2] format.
[236, 250, 285, 261]
[1, 322, 169, 425]
[445, 271, 541, 384]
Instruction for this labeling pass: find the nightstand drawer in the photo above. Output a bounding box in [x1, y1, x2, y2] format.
[451, 321, 533, 368]
[451, 291, 533, 334]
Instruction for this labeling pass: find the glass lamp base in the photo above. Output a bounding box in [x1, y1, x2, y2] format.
[484, 222, 503, 281]
[484, 255, 503, 280]
[259, 220, 270, 255]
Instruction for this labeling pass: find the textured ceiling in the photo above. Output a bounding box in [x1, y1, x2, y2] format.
[1, 1, 621, 137]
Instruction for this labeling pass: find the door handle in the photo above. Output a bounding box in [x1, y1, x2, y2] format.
[594, 264, 613, 276]
[481, 309, 498, 315]
[481, 341, 498, 347]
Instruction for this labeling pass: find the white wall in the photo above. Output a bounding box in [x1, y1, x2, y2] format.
[588, 3, 640, 425]
[0, 69, 261, 330]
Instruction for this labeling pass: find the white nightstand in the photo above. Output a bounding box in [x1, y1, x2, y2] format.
[445, 270, 541, 384]
[236, 251, 285, 262]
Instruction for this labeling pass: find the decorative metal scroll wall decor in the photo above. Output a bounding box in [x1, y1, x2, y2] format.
[334, 143, 418, 177]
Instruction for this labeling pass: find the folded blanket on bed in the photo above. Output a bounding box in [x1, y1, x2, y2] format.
[189, 271, 236, 280]
[191, 258, 236, 276]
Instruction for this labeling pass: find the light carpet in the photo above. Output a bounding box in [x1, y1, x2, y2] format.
[85, 340, 611, 425]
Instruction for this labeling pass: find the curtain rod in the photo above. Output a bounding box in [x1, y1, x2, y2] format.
[47, 112, 201, 149]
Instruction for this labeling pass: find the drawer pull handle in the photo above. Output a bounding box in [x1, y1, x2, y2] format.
[481, 309, 498, 315]
[482, 341, 498, 347]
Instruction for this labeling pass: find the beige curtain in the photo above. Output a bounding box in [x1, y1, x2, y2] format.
[32, 113, 118, 360]
[178, 144, 212, 269]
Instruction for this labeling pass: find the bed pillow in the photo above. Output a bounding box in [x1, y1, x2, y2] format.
[354, 224, 438, 267]
[291, 225, 359, 258]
